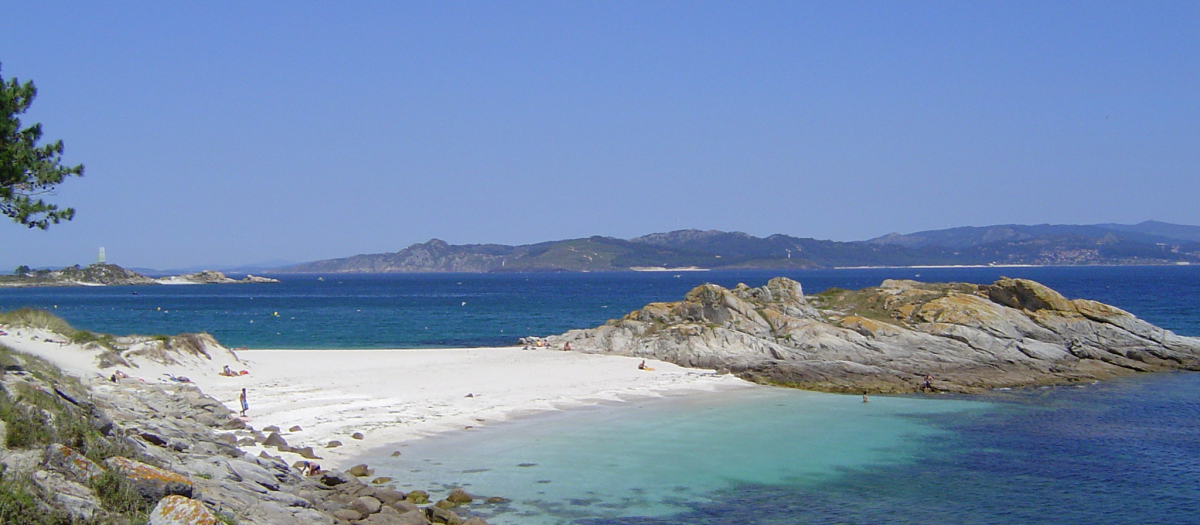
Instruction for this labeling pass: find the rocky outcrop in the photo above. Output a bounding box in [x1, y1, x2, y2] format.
[157, 271, 280, 284]
[549, 277, 1200, 393]
[0, 342, 493, 525]
[0, 263, 160, 287]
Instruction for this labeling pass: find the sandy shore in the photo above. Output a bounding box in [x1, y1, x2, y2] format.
[0, 329, 752, 469]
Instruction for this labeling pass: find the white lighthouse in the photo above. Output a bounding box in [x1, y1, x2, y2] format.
[98, 247, 106, 264]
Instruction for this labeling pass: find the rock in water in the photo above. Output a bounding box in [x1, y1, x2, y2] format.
[551, 277, 1200, 393]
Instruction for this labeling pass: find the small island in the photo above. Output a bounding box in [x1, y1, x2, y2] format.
[1, 263, 280, 287]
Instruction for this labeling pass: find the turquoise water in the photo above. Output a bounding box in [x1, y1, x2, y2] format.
[364, 374, 1200, 525]
[365, 388, 990, 525]
[4, 266, 1200, 523]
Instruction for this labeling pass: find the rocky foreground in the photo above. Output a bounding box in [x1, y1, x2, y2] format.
[0, 336, 493, 525]
[549, 277, 1200, 393]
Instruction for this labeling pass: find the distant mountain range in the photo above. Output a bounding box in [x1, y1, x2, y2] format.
[276, 220, 1200, 273]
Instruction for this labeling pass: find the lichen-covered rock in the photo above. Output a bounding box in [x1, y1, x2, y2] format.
[43, 444, 104, 482]
[105, 456, 194, 502]
[148, 495, 218, 525]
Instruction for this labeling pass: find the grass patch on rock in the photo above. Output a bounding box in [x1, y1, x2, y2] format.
[90, 469, 152, 519]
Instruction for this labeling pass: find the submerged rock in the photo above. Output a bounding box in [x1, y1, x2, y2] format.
[552, 277, 1200, 393]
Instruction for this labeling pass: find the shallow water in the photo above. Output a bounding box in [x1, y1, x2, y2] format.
[365, 372, 1200, 525]
[363, 388, 991, 525]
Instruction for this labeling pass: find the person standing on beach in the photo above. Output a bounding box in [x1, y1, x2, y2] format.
[239, 388, 248, 416]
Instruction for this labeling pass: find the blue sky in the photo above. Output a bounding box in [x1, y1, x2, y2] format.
[2, 1, 1197, 270]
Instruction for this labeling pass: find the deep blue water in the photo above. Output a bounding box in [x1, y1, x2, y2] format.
[4, 266, 1200, 524]
[1, 265, 1198, 348]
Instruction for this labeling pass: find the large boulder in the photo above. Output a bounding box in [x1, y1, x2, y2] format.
[31, 470, 103, 521]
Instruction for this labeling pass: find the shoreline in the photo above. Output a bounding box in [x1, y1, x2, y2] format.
[211, 348, 753, 469]
[0, 328, 753, 470]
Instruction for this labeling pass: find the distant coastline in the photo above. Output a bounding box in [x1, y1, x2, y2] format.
[630, 266, 710, 272]
[277, 221, 1200, 274]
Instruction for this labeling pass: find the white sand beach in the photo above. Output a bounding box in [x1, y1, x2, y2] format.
[0, 328, 752, 469]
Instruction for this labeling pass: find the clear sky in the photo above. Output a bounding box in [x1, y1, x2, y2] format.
[2, 1, 1197, 270]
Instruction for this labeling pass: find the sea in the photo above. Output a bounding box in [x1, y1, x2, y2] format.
[3, 265, 1200, 524]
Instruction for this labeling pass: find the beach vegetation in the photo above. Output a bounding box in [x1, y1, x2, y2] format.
[0, 384, 54, 448]
[0, 308, 118, 350]
[0, 467, 74, 525]
[0, 62, 84, 229]
[70, 329, 116, 349]
[0, 345, 138, 464]
[91, 468, 151, 519]
[0, 307, 76, 336]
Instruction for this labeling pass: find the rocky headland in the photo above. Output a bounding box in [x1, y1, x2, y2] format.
[0, 314, 493, 525]
[548, 277, 1200, 393]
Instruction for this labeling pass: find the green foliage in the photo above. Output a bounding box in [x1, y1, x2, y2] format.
[0, 348, 135, 462]
[0, 471, 73, 525]
[0, 385, 54, 448]
[215, 510, 240, 525]
[814, 287, 849, 297]
[12, 265, 29, 275]
[0, 307, 76, 336]
[91, 469, 151, 519]
[70, 330, 115, 349]
[0, 62, 84, 229]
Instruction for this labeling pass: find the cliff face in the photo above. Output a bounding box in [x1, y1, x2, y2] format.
[550, 277, 1200, 393]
